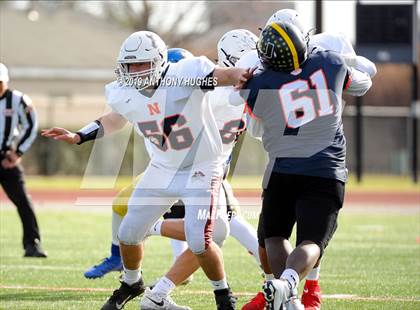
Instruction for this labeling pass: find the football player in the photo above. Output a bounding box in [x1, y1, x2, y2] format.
[81, 31, 264, 309]
[82, 45, 262, 287]
[148, 29, 262, 268]
[139, 29, 263, 307]
[42, 31, 254, 310]
[239, 21, 372, 310]
[240, 9, 376, 310]
[82, 48, 194, 281]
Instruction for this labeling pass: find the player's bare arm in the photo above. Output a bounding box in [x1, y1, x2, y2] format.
[41, 111, 127, 144]
[213, 66, 256, 89]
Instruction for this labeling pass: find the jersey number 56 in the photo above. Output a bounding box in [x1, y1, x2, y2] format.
[138, 114, 194, 151]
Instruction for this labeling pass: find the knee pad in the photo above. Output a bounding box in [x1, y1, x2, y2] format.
[185, 232, 206, 255]
[185, 215, 229, 254]
[118, 216, 142, 245]
[112, 201, 128, 217]
[212, 214, 230, 247]
[117, 208, 148, 246]
[112, 185, 134, 217]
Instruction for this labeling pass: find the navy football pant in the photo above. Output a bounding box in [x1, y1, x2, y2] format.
[258, 173, 345, 257]
[0, 164, 41, 249]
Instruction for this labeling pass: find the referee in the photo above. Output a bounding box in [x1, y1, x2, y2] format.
[0, 63, 47, 258]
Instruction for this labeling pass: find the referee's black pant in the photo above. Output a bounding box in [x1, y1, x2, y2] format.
[0, 164, 41, 249]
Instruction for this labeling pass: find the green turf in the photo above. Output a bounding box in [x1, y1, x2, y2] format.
[0, 207, 419, 309]
[24, 174, 420, 192]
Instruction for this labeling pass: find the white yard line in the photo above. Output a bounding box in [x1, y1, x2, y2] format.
[0, 285, 419, 302]
[0, 264, 85, 271]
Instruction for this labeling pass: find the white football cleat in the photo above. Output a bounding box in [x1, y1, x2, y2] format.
[285, 296, 304, 310]
[263, 279, 291, 310]
[140, 288, 191, 310]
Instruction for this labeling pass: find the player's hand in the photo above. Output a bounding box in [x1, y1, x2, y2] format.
[1, 150, 21, 169]
[41, 127, 81, 144]
[234, 67, 257, 90]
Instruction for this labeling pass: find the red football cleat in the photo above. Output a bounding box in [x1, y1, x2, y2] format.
[241, 291, 266, 310]
[301, 280, 322, 310]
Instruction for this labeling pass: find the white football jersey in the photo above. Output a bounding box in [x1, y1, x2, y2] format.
[105, 56, 223, 170]
[205, 86, 246, 163]
[309, 32, 356, 56]
[309, 32, 376, 77]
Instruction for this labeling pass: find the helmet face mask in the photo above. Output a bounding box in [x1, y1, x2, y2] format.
[116, 60, 161, 90]
[116, 31, 167, 90]
[217, 29, 258, 67]
[219, 48, 240, 67]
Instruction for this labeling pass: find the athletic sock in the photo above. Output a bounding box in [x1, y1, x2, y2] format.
[151, 276, 176, 297]
[110, 243, 121, 258]
[264, 273, 275, 281]
[112, 212, 123, 245]
[123, 268, 141, 285]
[306, 266, 320, 281]
[149, 220, 163, 236]
[281, 268, 299, 292]
[211, 278, 229, 291]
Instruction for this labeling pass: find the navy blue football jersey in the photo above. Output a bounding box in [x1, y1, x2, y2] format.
[241, 51, 350, 183]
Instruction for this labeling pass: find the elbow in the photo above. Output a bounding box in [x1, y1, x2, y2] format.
[346, 79, 372, 97]
[356, 56, 377, 78]
[368, 64, 377, 78]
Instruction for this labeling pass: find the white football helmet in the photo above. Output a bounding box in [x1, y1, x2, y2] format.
[217, 29, 258, 67]
[265, 9, 310, 41]
[116, 31, 167, 90]
[0, 63, 9, 83]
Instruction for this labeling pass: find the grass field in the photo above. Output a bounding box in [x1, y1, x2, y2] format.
[0, 203, 419, 310]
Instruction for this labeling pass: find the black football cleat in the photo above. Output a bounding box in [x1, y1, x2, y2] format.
[214, 288, 237, 310]
[24, 241, 47, 258]
[101, 279, 145, 310]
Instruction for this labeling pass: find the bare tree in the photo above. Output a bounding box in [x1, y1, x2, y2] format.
[101, 0, 206, 47]
[12, 0, 293, 56]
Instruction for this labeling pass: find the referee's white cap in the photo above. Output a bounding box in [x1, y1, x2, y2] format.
[0, 63, 9, 83]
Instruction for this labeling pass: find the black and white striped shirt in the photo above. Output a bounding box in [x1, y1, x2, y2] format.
[0, 89, 38, 156]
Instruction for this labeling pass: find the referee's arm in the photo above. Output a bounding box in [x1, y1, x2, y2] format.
[16, 94, 38, 156]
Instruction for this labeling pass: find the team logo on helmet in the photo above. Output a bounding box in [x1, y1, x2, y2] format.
[257, 22, 307, 72]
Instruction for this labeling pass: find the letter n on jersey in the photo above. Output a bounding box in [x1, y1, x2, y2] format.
[148, 103, 161, 115]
